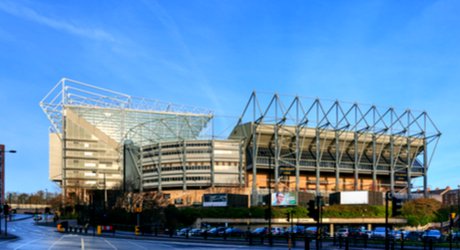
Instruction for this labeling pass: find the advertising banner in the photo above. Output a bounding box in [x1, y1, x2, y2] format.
[272, 192, 297, 206]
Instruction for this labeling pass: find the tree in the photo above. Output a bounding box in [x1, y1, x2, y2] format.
[401, 198, 441, 228]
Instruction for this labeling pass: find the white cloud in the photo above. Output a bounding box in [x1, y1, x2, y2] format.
[0, 1, 115, 42]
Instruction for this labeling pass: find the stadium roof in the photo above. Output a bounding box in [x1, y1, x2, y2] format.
[40, 78, 213, 145]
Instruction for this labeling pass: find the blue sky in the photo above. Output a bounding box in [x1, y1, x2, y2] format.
[0, 0, 459, 194]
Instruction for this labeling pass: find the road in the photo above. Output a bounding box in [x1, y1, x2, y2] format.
[4, 216, 455, 249]
[0, 216, 294, 250]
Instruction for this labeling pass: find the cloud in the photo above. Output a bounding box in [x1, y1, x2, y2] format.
[0, 1, 115, 42]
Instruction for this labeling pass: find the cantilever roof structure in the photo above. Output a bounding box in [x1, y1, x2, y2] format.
[231, 92, 441, 197]
[40, 78, 213, 145]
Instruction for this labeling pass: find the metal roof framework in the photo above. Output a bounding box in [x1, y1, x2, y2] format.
[40, 78, 213, 197]
[40, 78, 213, 145]
[234, 92, 441, 199]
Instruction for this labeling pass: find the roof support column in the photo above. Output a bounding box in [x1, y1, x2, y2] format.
[372, 135, 377, 191]
[354, 132, 359, 191]
[239, 140, 244, 188]
[251, 123, 258, 206]
[295, 126, 300, 193]
[274, 124, 279, 191]
[158, 143, 162, 192]
[423, 138, 428, 198]
[211, 140, 215, 188]
[62, 111, 67, 203]
[406, 138, 411, 199]
[139, 145, 143, 193]
[315, 128, 321, 195]
[335, 130, 340, 192]
[182, 140, 187, 191]
[390, 136, 395, 194]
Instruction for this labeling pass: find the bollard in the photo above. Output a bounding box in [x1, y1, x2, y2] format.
[401, 235, 404, 250]
[223, 230, 227, 240]
[292, 234, 296, 247]
[260, 234, 264, 244]
[203, 230, 208, 240]
[248, 232, 253, 245]
[186, 229, 189, 239]
[391, 238, 395, 250]
[339, 235, 343, 248]
[333, 235, 336, 246]
[345, 236, 349, 250]
[364, 235, 368, 248]
[429, 239, 433, 250]
[97, 225, 101, 235]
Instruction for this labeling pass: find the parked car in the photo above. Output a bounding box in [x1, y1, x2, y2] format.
[336, 228, 349, 238]
[405, 231, 422, 241]
[364, 230, 373, 239]
[252, 227, 268, 236]
[305, 226, 330, 237]
[372, 227, 387, 239]
[176, 227, 191, 236]
[422, 229, 442, 242]
[224, 227, 245, 237]
[211, 227, 227, 236]
[349, 228, 369, 239]
[189, 228, 202, 236]
[305, 226, 317, 237]
[451, 231, 460, 240]
[286, 225, 306, 235]
[390, 230, 404, 240]
[271, 227, 284, 235]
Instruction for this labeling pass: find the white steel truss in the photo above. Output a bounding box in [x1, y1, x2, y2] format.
[232, 92, 441, 201]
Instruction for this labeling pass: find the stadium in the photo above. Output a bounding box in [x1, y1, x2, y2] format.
[40, 78, 441, 206]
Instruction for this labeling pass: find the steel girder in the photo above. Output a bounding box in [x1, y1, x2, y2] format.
[232, 92, 441, 201]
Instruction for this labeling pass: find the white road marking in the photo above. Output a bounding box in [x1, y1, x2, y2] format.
[104, 238, 118, 249]
[14, 238, 42, 250]
[81, 237, 85, 250]
[47, 234, 70, 250]
[127, 241, 148, 249]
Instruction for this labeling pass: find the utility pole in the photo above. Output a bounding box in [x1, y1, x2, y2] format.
[268, 150, 273, 246]
[104, 173, 107, 210]
[385, 191, 391, 250]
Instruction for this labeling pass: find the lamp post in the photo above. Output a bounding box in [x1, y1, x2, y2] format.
[457, 185, 459, 231]
[0, 147, 17, 237]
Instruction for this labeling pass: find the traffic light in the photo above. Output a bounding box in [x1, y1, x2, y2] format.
[450, 213, 456, 227]
[286, 212, 290, 222]
[392, 197, 403, 217]
[308, 200, 318, 221]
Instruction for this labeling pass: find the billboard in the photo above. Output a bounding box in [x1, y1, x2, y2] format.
[339, 191, 368, 204]
[272, 192, 297, 206]
[203, 194, 228, 207]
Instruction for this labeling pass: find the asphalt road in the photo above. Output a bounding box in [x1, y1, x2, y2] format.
[4, 216, 454, 249]
[0, 216, 294, 250]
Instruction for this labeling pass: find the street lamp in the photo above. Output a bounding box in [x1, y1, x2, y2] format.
[0, 147, 16, 237]
[457, 185, 459, 231]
